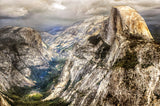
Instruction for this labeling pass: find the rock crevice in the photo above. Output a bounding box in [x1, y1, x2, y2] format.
[102, 6, 153, 45]
[44, 6, 160, 106]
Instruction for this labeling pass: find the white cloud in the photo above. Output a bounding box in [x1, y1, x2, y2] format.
[51, 3, 66, 10]
[0, 0, 160, 30]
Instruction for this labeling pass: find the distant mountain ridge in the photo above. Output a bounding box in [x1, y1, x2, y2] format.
[0, 6, 160, 106]
[47, 26, 68, 35]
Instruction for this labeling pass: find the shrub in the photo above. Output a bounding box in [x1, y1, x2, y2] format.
[28, 93, 43, 101]
[113, 50, 138, 70]
[12, 97, 70, 106]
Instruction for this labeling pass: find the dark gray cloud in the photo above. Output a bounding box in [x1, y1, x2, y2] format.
[0, 0, 160, 31]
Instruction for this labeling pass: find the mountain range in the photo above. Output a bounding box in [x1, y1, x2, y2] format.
[0, 6, 160, 106]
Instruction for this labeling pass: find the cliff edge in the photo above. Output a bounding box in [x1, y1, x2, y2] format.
[102, 6, 153, 45]
[44, 6, 160, 106]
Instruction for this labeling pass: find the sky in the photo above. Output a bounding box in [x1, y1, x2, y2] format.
[0, 0, 160, 31]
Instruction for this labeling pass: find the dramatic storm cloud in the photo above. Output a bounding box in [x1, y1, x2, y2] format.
[0, 0, 160, 30]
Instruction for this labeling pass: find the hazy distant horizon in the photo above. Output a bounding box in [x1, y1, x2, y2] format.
[0, 0, 160, 31]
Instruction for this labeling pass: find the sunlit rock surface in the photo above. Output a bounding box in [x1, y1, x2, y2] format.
[41, 16, 108, 58]
[0, 95, 10, 106]
[0, 16, 108, 106]
[45, 6, 160, 106]
[0, 26, 53, 93]
[0, 5, 160, 106]
[102, 6, 153, 45]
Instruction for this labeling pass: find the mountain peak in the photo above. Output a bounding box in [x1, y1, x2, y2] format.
[44, 6, 160, 106]
[0, 26, 42, 48]
[102, 6, 153, 45]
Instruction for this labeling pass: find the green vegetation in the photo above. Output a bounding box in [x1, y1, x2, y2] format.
[105, 93, 119, 105]
[113, 50, 138, 70]
[141, 51, 153, 68]
[127, 34, 155, 69]
[7, 93, 70, 106]
[12, 97, 70, 106]
[122, 70, 137, 90]
[128, 34, 146, 49]
[40, 58, 66, 92]
[5, 84, 70, 106]
[28, 93, 43, 101]
[41, 73, 60, 93]
[127, 33, 144, 41]
[129, 42, 138, 49]
[6, 86, 32, 98]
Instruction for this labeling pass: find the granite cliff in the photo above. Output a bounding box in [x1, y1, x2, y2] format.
[0, 6, 160, 106]
[44, 6, 160, 106]
[0, 26, 56, 105]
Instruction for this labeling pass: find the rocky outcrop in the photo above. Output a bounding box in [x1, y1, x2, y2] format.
[0, 95, 10, 106]
[0, 5, 159, 106]
[0, 26, 53, 93]
[102, 6, 153, 45]
[41, 16, 108, 58]
[44, 6, 160, 106]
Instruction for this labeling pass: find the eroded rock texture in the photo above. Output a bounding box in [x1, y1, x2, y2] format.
[102, 6, 153, 45]
[0, 6, 160, 106]
[0, 95, 10, 106]
[0, 26, 52, 93]
[45, 6, 160, 106]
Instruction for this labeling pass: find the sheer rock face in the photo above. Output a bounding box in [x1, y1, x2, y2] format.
[103, 6, 153, 45]
[0, 26, 52, 93]
[45, 6, 160, 106]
